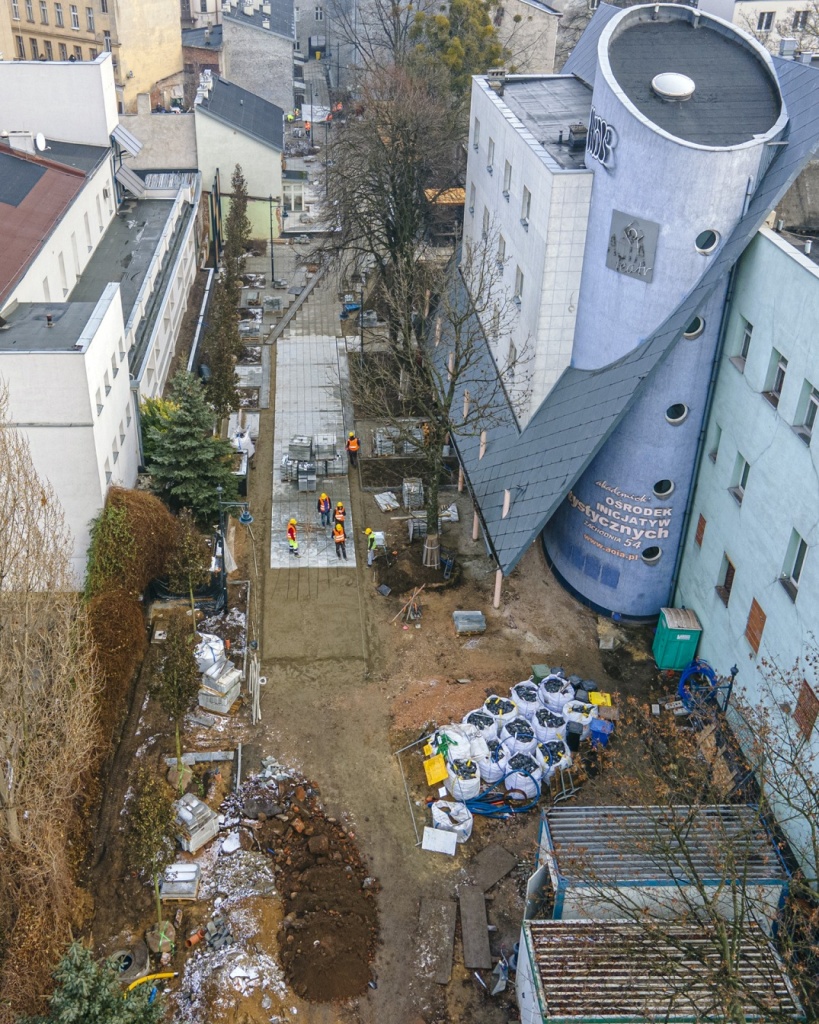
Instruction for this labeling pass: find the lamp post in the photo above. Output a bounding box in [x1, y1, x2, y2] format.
[215, 484, 253, 610]
[269, 194, 275, 281]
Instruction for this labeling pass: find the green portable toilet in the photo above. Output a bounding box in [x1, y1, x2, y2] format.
[652, 608, 702, 670]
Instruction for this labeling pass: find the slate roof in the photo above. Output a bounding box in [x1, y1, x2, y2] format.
[196, 77, 284, 150]
[451, 19, 819, 575]
[223, 0, 293, 41]
[182, 24, 223, 48]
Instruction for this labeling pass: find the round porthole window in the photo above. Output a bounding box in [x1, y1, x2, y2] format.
[684, 316, 705, 339]
[695, 230, 719, 254]
[653, 479, 674, 498]
[641, 546, 662, 565]
[665, 403, 688, 425]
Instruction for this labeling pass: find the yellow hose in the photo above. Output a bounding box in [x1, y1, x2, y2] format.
[125, 971, 177, 993]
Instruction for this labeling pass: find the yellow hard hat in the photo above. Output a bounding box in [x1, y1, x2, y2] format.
[337, 501, 344, 508]
[289, 518, 297, 525]
[349, 431, 355, 437]
[320, 492, 328, 499]
[334, 522, 343, 531]
[365, 528, 372, 535]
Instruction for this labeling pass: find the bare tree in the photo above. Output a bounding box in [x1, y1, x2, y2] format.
[326, 0, 436, 77]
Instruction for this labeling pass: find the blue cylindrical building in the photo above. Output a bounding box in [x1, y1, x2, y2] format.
[543, 4, 787, 617]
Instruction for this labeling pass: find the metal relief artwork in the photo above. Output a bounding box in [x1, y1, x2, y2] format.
[605, 211, 659, 282]
[586, 107, 616, 167]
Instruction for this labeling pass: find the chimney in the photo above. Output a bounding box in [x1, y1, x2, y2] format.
[806, 239, 813, 255]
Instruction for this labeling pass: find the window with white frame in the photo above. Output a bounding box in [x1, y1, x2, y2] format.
[507, 340, 517, 383]
[283, 182, 304, 212]
[757, 10, 774, 30]
[45, 39, 53, 57]
[39, 0, 48, 22]
[763, 348, 788, 407]
[59, 41, 67, 58]
[86, 5, 94, 29]
[795, 381, 819, 444]
[514, 265, 524, 304]
[781, 528, 808, 600]
[503, 159, 512, 196]
[520, 186, 531, 227]
[793, 9, 808, 28]
[468, 182, 475, 214]
[497, 234, 506, 267]
[482, 206, 489, 239]
[487, 137, 494, 173]
[70, 3, 78, 27]
[55, 2, 63, 24]
[473, 117, 480, 151]
[25, 0, 33, 19]
[315, 5, 323, 18]
[729, 453, 750, 504]
[12, 0, 20, 18]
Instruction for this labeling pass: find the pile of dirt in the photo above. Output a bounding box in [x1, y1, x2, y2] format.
[374, 549, 461, 596]
[242, 776, 380, 1002]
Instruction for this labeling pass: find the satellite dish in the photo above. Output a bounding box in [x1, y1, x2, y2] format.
[35, 132, 46, 152]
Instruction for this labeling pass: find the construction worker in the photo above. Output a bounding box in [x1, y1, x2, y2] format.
[365, 527, 377, 567]
[346, 430, 360, 468]
[287, 518, 299, 557]
[333, 501, 347, 536]
[333, 522, 347, 560]
[317, 492, 332, 528]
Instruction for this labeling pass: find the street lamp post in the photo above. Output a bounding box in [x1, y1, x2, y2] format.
[269, 194, 275, 281]
[215, 484, 253, 610]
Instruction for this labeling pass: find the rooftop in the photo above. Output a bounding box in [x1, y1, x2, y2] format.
[0, 302, 98, 351]
[196, 77, 284, 150]
[69, 199, 176, 322]
[608, 11, 782, 147]
[526, 920, 803, 1021]
[223, 0, 293, 41]
[38, 139, 109, 174]
[182, 24, 223, 48]
[496, 76, 593, 170]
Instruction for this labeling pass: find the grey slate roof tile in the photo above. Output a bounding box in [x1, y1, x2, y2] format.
[197, 76, 284, 150]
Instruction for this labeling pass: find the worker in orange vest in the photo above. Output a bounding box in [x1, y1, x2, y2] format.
[333, 522, 347, 560]
[333, 501, 347, 537]
[346, 431, 360, 468]
[287, 518, 299, 557]
[317, 492, 332, 528]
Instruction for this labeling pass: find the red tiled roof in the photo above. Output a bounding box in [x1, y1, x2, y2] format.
[0, 152, 86, 307]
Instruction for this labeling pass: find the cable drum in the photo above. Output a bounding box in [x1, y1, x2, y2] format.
[504, 752, 543, 801]
[445, 758, 481, 801]
[462, 709, 499, 740]
[538, 674, 575, 713]
[511, 682, 541, 721]
[483, 695, 518, 727]
[533, 707, 566, 744]
[501, 716, 538, 755]
[562, 700, 598, 740]
[476, 739, 508, 784]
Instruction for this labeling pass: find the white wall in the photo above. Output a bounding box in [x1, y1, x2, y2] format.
[0, 54, 118, 146]
[195, 106, 283, 201]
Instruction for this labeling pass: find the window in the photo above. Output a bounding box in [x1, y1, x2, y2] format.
[794, 681, 819, 739]
[42, 275, 50, 301]
[30, 37, 38, 57]
[125, 403, 132, 426]
[104, 458, 112, 485]
[795, 382, 819, 444]
[503, 159, 512, 197]
[104, 371, 111, 396]
[100, 0, 107, 10]
[497, 234, 506, 267]
[745, 599, 766, 655]
[695, 514, 706, 548]
[487, 137, 495, 173]
[695, 229, 719, 254]
[729, 454, 750, 504]
[781, 529, 808, 600]
[84, 212, 92, 251]
[112, 440, 119, 464]
[12, 0, 19, 18]
[653, 479, 674, 498]
[793, 9, 809, 28]
[85, 4, 92, 27]
[763, 349, 788, 407]
[716, 554, 736, 606]
[468, 182, 475, 214]
[59, 41, 67, 58]
[111, 353, 118, 378]
[314, 4, 322, 18]
[96, 388, 103, 415]
[119, 420, 125, 444]
[282, 182, 304, 213]
[473, 117, 480, 151]
[514, 266, 524, 304]
[757, 10, 774, 30]
[482, 206, 489, 239]
[55, 1, 63, 23]
[89, 46, 96, 57]
[74, 44, 82, 58]
[520, 186, 531, 227]
[103, 29, 110, 48]
[16, 35, 25, 57]
[507, 340, 517, 383]
[200, 0, 207, 10]
[39, 0, 47, 21]
[70, 3, 78, 27]
[25, 0, 33, 19]
[731, 317, 753, 372]
[709, 424, 722, 462]
[44, 39, 52, 57]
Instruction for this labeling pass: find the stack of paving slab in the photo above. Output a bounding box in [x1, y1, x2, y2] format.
[403, 478, 424, 510]
[199, 659, 243, 715]
[289, 435, 313, 460]
[453, 610, 487, 635]
[175, 793, 220, 853]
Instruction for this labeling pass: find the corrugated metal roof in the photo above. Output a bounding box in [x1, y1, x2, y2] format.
[526, 919, 804, 1022]
[449, 53, 819, 575]
[660, 607, 702, 631]
[542, 805, 788, 883]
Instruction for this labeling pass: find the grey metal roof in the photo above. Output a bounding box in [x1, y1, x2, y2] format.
[42, 139, 109, 174]
[560, 1, 620, 84]
[111, 122, 143, 158]
[197, 77, 284, 150]
[115, 163, 147, 198]
[0, 302, 98, 351]
[223, 0, 293, 41]
[0, 149, 45, 206]
[542, 805, 788, 883]
[182, 24, 223, 48]
[452, 51, 819, 576]
[609, 17, 781, 147]
[525, 920, 803, 1022]
[501, 76, 593, 170]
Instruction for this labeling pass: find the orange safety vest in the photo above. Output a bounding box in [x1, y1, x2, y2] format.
[334, 507, 346, 521]
[318, 496, 330, 513]
[346, 436, 360, 453]
[287, 524, 297, 542]
[334, 529, 345, 544]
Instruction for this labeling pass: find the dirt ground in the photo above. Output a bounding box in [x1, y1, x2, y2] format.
[86, 269, 667, 1024]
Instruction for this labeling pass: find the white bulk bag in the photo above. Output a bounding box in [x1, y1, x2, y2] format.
[431, 725, 473, 764]
[501, 717, 538, 756]
[431, 800, 473, 844]
[511, 681, 540, 721]
[540, 739, 573, 774]
[504, 752, 543, 801]
[445, 759, 481, 801]
[194, 633, 225, 673]
[483, 694, 518, 727]
[533, 707, 566, 744]
[563, 700, 598, 740]
[539, 674, 575, 713]
[462, 708, 498, 741]
[476, 740, 508, 784]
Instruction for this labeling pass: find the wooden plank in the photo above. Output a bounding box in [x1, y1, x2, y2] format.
[418, 899, 457, 984]
[468, 843, 518, 892]
[460, 886, 492, 970]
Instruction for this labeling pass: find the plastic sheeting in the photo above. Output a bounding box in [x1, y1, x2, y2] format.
[195, 633, 225, 673]
[431, 800, 473, 843]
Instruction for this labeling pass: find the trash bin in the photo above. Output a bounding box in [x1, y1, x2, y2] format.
[652, 608, 702, 670]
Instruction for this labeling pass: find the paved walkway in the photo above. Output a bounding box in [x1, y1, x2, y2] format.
[269, 267, 358, 569]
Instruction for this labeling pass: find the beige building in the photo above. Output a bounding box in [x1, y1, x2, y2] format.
[696, 0, 816, 51]
[3, 0, 183, 112]
[495, 0, 560, 74]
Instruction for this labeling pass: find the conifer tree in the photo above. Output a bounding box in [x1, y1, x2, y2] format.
[202, 284, 241, 419]
[222, 164, 251, 305]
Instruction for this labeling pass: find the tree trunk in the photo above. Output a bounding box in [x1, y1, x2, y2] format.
[153, 872, 164, 936]
[189, 581, 197, 638]
[423, 454, 441, 569]
[175, 722, 184, 796]
[4, 805, 22, 847]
